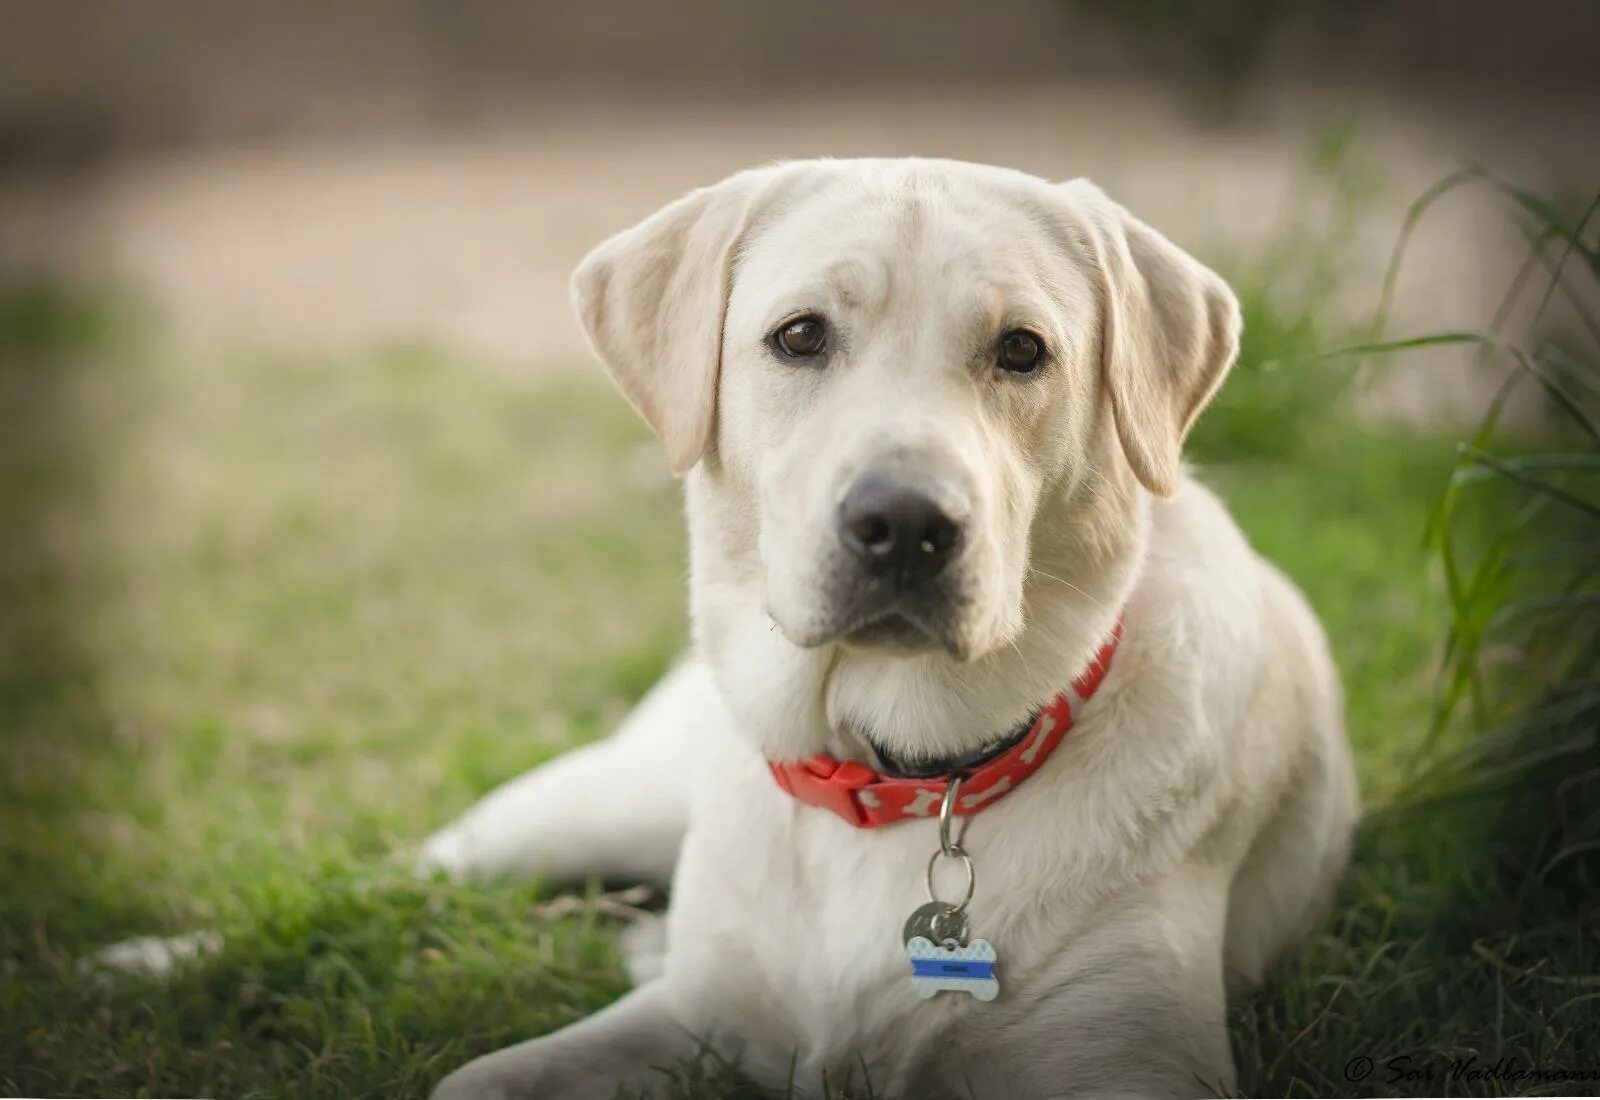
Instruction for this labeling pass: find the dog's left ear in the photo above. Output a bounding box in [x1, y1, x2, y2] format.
[1062, 180, 1242, 497]
[570, 168, 775, 476]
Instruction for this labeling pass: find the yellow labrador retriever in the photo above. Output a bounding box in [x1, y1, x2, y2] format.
[425, 158, 1359, 1100]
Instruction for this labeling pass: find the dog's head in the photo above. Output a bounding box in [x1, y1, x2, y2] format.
[572, 159, 1237, 671]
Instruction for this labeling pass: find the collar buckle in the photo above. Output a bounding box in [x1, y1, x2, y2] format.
[769, 755, 878, 827]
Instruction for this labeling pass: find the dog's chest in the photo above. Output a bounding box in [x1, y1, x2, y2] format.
[668, 748, 1060, 1086]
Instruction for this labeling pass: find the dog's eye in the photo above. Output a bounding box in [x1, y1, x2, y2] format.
[773, 316, 827, 359]
[999, 330, 1045, 374]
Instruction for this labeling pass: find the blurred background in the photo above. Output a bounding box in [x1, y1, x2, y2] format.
[2, 3, 1597, 1098]
[3, 0, 1597, 413]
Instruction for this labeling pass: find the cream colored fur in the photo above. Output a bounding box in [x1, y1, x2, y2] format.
[424, 158, 1359, 1100]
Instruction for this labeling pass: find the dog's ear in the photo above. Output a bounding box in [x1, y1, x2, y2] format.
[1063, 180, 1242, 497]
[570, 170, 772, 476]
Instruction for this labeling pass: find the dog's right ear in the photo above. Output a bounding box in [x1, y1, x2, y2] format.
[570, 170, 772, 476]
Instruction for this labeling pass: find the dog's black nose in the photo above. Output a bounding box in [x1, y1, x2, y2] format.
[838, 474, 962, 581]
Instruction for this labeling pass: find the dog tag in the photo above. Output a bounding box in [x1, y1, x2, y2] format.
[902, 900, 968, 948]
[903, 778, 999, 1001]
[906, 936, 1000, 1001]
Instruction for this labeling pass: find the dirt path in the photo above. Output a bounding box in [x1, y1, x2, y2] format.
[3, 86, 1591, 421]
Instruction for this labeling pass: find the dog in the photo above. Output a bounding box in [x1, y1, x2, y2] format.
[423, 158, 1359, 1100]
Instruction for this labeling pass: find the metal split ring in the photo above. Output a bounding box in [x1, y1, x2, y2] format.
[938, 773, 963, 856]
[925, 844, 975, 911]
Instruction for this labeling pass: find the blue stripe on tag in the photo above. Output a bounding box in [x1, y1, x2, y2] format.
[910, 959, 996, 980]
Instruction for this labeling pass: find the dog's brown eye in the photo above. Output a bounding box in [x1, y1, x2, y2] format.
[999, 330, 1044, 373]
[774, 316, 827, 359]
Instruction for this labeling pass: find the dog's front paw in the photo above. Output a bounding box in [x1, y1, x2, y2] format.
[414, 828, 474, 880]
[80, 930, 224, 983]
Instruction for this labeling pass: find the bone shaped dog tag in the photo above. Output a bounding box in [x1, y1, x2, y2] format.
[906, 935, 1000, 1001]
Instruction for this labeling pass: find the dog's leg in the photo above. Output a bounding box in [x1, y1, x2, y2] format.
[1224, 712, 1359, 989]
[939, 867, 1238, 1100]
[430, 980, 695, 1100]
[86, 663, 717, 982]
[417, 659, 719, 886]
[1223, 578, 1359, 990]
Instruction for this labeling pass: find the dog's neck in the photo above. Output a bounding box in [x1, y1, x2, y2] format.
[685, 464, 1150, 765]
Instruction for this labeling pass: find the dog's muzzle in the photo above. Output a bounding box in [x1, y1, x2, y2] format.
[825, 471, 972, 652]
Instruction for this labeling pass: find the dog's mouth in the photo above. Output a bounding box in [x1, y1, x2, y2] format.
[772, 565, 980, 660]
[842, 611, 945, 654]
[777, 607, 967, 660]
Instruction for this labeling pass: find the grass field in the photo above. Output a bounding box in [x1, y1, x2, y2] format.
[1, 278, 1594, 1098]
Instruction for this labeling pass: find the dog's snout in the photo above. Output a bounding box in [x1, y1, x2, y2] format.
[838, 474, 962, 581]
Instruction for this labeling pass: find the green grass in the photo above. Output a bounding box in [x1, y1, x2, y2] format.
[1229, 172, 1600, 1098]
[1, 278, 1592, 1098]
[0, 292, 680, 1097]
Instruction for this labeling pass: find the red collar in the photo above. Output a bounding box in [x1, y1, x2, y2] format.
[769, 620, 1123, 828]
